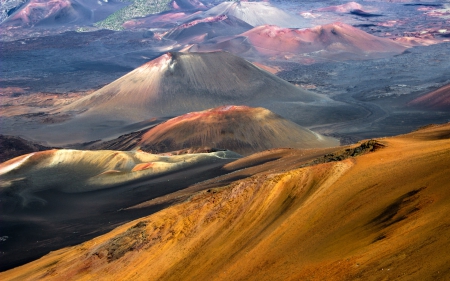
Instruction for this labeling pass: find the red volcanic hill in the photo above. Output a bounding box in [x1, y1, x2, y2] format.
[409, 84, 450, 110]
[187, 1, 307, 28]
[2, 0, 123, 26]
[191, 22, 407, 61]
[163, 15, 253, 44]
[134, 106, 339, 155]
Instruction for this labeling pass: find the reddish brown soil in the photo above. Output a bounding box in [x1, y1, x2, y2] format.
[409, 84, 450, 110]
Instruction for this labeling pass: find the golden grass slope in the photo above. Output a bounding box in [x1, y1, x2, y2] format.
[2, 123, 450, 280]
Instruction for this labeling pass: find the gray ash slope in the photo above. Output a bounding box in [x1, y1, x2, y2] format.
[63, 51, 323, 118]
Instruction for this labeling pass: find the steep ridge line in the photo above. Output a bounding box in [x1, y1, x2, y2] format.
[297, 139, 384, 168]
[126, 140, 384, 213]
[202, 140, 384, 188]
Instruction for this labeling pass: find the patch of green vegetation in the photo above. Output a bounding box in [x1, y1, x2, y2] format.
[94, 0, 172, 31]
[76, 26, 97, 32]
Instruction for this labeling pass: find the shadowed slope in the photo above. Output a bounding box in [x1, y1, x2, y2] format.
[130, 140, 383, 210]
[0, 135, 51, 163]
[191, 22, 406, 62]
[0, 148, 241, 271]
[350, 9, 382, 17]
[0, 149, 240, 195]
[2, 124, 450, 280]
[317, 2, 382, 17]
[409, 84, 450, 110]
[136, 106, 339, 155]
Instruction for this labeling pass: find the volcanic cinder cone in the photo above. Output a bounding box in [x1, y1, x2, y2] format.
[64, 51, 322, 119]
[63, 51, 322, 121]
[244, 23, 406, 55]
[136, 105, 339, 155]
[0, 51, 362, 147]
[46, 51, 329, 145]
[191, 22, 407, 61]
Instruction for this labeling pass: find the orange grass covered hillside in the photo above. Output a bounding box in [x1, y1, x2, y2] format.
[2, 123, 450, 281]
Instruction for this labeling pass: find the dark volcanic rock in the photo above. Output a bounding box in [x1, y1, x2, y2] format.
[0, 135, 51, 162]
[350, 9, 382, 17]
